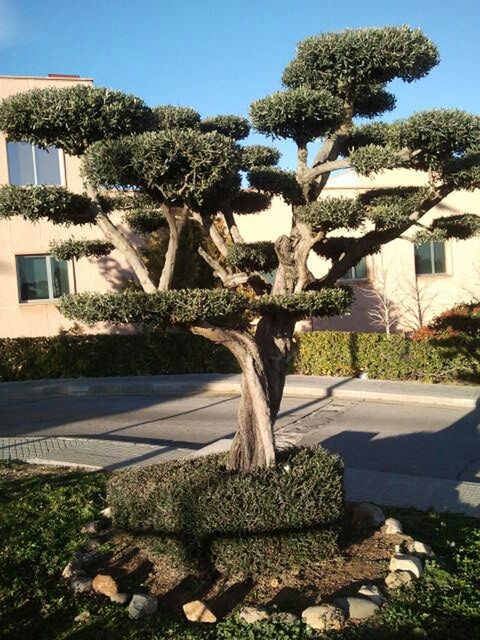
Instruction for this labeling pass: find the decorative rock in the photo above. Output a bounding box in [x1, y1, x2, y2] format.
[302, 604, 345, 631]
[100, 507, 112, 518]
[357, 583, 385, 605]
[334, 597, 380, 620]
[62, 560, 81, 579]
[128, 594, 158, 620]
[408, 540, 434, 558]
[71, 576, 93, 593]
[385, 571, 413, 590]
[269, 578, 280, 588]
[183, 600, 217, 623]
[110, 592, 130, 605]
[92, 574, 118, 597]
[352, 503, 385, 529]
[239, 606, 269, 623]
[389, 554, 423, 579]
[383, 518, 403, 535]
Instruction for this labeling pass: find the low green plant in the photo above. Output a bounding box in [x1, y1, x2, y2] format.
[107, 447, 344, 577]
[1, 463, 479, 639]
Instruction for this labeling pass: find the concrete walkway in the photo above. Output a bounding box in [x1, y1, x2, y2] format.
[1, 373, 480, 408]
[1, 434, 478, 518]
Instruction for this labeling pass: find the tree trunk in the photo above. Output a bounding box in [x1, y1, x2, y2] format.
[189, 323, 276, 472]
[228, 373, 274, 471]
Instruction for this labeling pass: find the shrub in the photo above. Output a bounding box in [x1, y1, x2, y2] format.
[412, 302, 480, 339]
[292, 330, 480, 383]
[107, 446, 344, 577]
[0, 331, 238, 382]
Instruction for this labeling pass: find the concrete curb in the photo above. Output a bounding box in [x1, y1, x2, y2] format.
[1, 373, 479, 408]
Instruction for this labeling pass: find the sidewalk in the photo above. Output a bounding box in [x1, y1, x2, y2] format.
[1, 435, 478, 518]
[1, 373, 480, 408]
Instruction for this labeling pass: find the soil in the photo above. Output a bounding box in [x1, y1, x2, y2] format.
[90, 509, 412, 620]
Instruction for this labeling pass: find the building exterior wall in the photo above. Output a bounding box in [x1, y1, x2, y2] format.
[236, 170, 480, 334]
[0, 76, 134, 338]
[0, 75, 479, 338]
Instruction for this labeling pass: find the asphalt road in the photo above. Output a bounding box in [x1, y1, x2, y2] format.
[0, 393, 479, 482]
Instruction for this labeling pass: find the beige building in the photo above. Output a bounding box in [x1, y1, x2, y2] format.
[237, 170, 480, 333]
[1, 75, 479, 338]
[0, 75, 133, 338]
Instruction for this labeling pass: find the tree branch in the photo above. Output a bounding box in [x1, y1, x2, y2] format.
[83, 181, 156, 293]
[158, 205, 187, 291]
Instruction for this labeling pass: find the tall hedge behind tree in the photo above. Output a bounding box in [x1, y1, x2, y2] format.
[1, 26, 479, 471]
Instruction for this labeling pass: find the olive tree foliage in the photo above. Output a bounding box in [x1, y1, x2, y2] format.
[1, 26, 479, 472]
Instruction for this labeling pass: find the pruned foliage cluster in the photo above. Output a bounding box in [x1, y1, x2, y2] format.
[296, 197, 364, 232]
[59, 287, 351, 327]
[0, 85, 154, 156]
[49, 238, 114, 261]
[226, 241, 277, 273]
[0, 185, 94, 225]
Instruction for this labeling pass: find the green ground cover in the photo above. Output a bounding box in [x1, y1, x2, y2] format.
[0, 462, 478, 639]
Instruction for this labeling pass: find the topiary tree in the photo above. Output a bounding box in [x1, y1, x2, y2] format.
[1, 26, 479, 472]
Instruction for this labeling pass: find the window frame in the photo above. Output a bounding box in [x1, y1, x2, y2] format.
[414, 240, 448, 277]
[16, 253, 70, 304]
[339, 256, 369, 281]
[6, 140, 66, 187]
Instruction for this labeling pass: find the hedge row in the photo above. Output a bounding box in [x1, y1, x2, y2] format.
[0, 332, 238, 382]
[1, 329, 479, 384]
[292, 331, 480, 384]
[107, 446, 344, 577]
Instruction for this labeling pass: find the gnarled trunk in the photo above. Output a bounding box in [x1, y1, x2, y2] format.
[228, 373, 274, 471]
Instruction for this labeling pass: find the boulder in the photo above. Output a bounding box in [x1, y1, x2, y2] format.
[183, 600, 217, 623]
[334, 596, 380, 620]
[389, 553, 423, 579]
[302, 604, 345, 631]
[383, 518, 403, 534]
[385, 570, 413, 590]
[238, 606, 269, 623]
[128, 594, 158, 620]
[357, 583, 385, 605]
[352, 503, 385, 529]
[100, 507, 112, 518]
[92, 574, 118, 597]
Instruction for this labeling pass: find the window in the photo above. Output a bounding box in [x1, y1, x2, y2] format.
[414, 241, 446, 275]
[339, 257, 368, 280]
[16, 255, 69, 302]
[7, 141, 62, 186]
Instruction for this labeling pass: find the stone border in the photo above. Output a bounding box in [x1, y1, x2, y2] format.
[62, 502, 436, 629]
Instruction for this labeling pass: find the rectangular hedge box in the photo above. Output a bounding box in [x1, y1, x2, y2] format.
[107, 446, 345, 577]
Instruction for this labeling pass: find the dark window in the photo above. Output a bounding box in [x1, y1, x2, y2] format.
[414, 241, 446, 275]
[339, 257, 368, 280]
[7, 142, 62, 186]
[16, 255, 69, 302]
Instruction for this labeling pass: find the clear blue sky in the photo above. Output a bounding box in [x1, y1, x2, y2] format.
[2, 0, 479, 168]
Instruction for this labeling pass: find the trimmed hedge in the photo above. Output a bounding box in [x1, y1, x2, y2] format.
[107, 446, 344, 577]
[0, 332, 237, 382]
[292, 330, 480, 384]
[1, 329, 479, 384]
